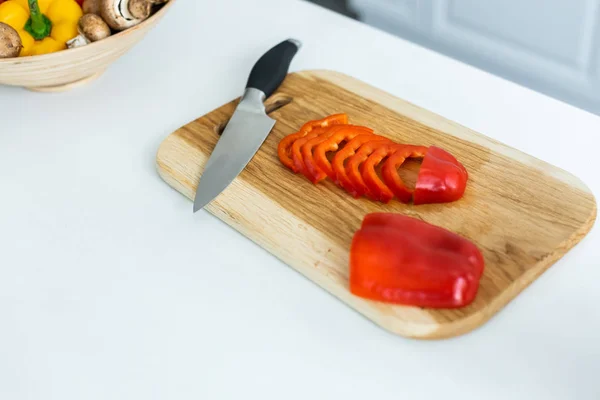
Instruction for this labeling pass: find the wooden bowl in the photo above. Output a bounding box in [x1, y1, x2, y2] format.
[0, 0, 175, 92]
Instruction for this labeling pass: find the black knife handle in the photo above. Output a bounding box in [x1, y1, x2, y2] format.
[245, 39, 302, 98]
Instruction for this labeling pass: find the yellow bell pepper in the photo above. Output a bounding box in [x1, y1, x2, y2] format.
[0, 0, 82, 56]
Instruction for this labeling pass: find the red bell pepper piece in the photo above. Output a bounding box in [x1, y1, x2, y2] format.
[299, 124, 344, 183]
[345, 140, 392, 199]
[331, 135, 390, 193]
[379, 144, 429, 203]
[303, 125, 373, 183]
[413, 146, 468, 205]
[363, 143, 428, 203]
[350, 213, 485, 308]
[312, 125, 375, 182]
[278, 115, 470, 205]
[291, 126, 331, 174]
[277, 113, 348, 171]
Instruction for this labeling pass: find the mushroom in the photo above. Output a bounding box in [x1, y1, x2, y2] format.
[79, 14, 111, 42]
[0, 22, 22, 59]
[82, 0, 102, 15]
[128, 0, 169, 19]
[66, 13, 111, 49]
[128, 0, 152, 19]
[100, 0, 169, 31]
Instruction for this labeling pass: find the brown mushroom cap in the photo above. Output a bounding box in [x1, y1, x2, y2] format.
[82, 0, 102, 15]
[0, 22, 22, 59]
[79, 13, 111, 42]
[128, 0, 151, 20]
[100, 0, 144, 31]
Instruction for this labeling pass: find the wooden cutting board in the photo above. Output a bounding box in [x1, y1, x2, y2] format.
[156, 70, 597, 339]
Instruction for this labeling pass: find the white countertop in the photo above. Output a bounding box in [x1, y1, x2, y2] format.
[1, 1, 599, 399]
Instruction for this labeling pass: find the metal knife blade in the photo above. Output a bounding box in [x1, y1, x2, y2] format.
[193, 89, 275, 212]
[193, 39, 301, 213]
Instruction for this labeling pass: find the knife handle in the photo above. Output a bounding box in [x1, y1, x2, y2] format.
[246, 39, 302, 99]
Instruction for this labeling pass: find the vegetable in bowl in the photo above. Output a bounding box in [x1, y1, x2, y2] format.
[0, 0, 170, 58]
[0, 0, 82, 56]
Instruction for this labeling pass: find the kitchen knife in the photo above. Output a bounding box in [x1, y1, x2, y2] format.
[193, 38, 302, 213]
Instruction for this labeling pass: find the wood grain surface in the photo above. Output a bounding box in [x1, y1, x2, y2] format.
[156, 70, 597, 339]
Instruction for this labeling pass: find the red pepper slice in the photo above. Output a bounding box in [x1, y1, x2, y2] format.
[302, 125, 374, 184]
[290, 126, 332, 175]
[277, 113, 348, 171]
[413, 146, 468, 205]
[350, 213, 485, 308]
[346, 140, 392, 199]
[299, 125, 346, 183]
[313, 126, 375, 182]
[376, 144, 429, 203]
[362, 144, 428, 203]
[332, 135, 389, 193]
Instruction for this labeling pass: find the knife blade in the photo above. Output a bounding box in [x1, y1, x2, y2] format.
[193, 38, 302, 213]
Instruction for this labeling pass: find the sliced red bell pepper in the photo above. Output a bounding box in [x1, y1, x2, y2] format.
[313, 125, 375, 182]
[350, 213, 484, 308]
[332, 135, 389, 193]
[291, 126, 331, 174]
[377, 144, 429, 203]
[300, 125, 346, 183]
[362, 144, 428, 203]
[302, 125, 374, 183]
[299, 113, 348, 134]
[346, 140, 392, 199]
[413, 146, 468, 205]
[277, 113, 348, 171]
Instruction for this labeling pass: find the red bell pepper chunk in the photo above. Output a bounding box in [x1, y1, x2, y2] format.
[277, 113, 348, 171]
[413, 146, 468, 205]
[350, 213, 485, 308]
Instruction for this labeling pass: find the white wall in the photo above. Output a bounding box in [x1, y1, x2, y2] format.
[349, 0, 600, 116]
